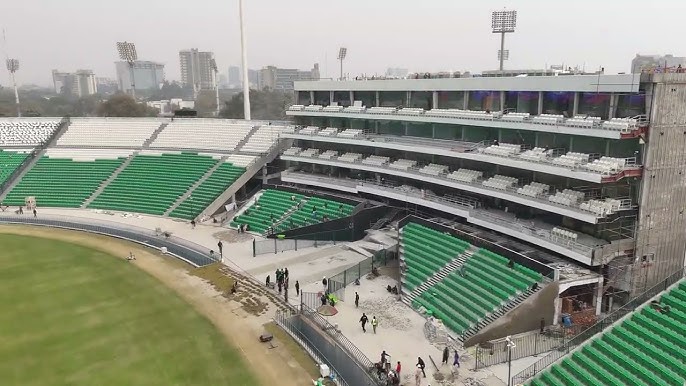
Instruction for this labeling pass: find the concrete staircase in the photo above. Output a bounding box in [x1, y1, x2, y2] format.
[81, 151, 139, 208]
[234, 124, 262, 152]
[401, 246, 478, 307]
[163, 156, 228, 216]
[142, 122, 168, 147]
[461, 285, 542, 342]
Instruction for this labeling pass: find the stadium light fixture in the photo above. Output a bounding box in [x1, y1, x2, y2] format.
[210, 58, 220, 116]
[116, 41, 138, 98]
[239, 0, 251, 120]
[491, 10, 517, 72]
[337, 47, 347, 81]
[6, 58, 21, 117]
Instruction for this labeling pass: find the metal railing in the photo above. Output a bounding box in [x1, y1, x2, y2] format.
[511, 266, 686, 385]
[252, 228, 352, 256]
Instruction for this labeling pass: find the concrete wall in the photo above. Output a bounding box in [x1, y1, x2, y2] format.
[634, 73, 686, 295]
[464, 281, 559, 347]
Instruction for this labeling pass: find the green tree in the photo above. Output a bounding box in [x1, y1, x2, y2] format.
[219, 89, 293, 120]
[96, 93, 158, 117]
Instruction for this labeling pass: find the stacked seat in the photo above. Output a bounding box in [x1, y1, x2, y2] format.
[580, 198, 622, 216]
[169, 161, 245, 220]
[397, 108, 425, 116]
[584, 157, 626, 174]
[0, 149, 30, 186]
[517, 182, 550, 197]
[481, 143, 522, 157]
[552, 152, 590, 167]
[388, 159, 417, 170]
[602, 117, 638, 132]
[361, 155, 390, 166]
[419, 163, 448, 176]
[231, 189, 303, 234]
[482, 175, 518, 190]
[566, 115, 601, 129]
[548, 189, 585, 206]
[501, 112, 531, 122]
[317, 127, 338, 136]
[303, 105, 323, 112]
[283, 147, 302, 156]
[519, 147, 549, 162]
[318, 150, 338, 159]
[337, 129, 363, 138]
[4, 150, 127, 208]
[531, 114, 564, 125]
[368, 107, 397, 114]
[287, 105, 304, 111]
[447, 168, 482, 183]
[299, 148, 321, 158]
[527, 280, 686, 386]
[88, 152, 218, 215]
[322, 105, 344, 113]
[551, 227, 578, 241]
[338, 152, 363, 162]
[298, 126, 320, 135]
[57, 118, 162, 147]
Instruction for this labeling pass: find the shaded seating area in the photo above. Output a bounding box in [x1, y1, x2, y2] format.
[528, 280, 686, 386]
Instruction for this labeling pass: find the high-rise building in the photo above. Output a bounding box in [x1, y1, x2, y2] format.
[228, 66, 241, 88]
[631, 54, 686, 73]
[115, 61, 165, 92]
[179, 49, 216, 92]
[51, 69, 98, 97]
[257, 63, 320, 91]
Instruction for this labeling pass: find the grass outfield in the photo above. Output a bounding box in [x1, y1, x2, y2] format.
[0, 234, 258, 386]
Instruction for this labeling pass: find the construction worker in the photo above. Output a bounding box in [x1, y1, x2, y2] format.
[371, 316, 379, 334]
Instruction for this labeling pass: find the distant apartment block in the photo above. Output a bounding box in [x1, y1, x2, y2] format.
[179, 49, 216, 92]
[115, 61, 165, 92]
[52, 69, 98, 97]
[258, 63, 320, 91]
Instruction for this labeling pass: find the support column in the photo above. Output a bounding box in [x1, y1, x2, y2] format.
[553, 296, 561, 325]
[608, 93, 617, 119]
[605, 140, 610, 156]
[431, 123, 436, 139]
[432, 91, 439, 109]
[294, 91, 299, 105]
[572, 92, 579, 117]
[569, 136, 574, 152]
[329, 90, 334, 106]
[594, 279, 603, 316]
[375, 91, 380, 107]
[406, 91, 411, 108]
[349, 91, 354, 105]
[535, 132, 539, 147]
[310, 91, 315, 105]
[500, 91, 505, 112]
[537, 91, 543, 115]
[463, 91, 469, 110]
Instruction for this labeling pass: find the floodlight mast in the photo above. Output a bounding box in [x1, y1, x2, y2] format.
[491, 10, 517, 72]
[338, 47, 347, 81]
[6, 59, 20, 117]
[239, 0, 251, 120]
[210, 58, 220, 116]
[116, 41, 138, 99]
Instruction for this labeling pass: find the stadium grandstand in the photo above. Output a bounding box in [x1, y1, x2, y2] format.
[1, 71, 686, 385]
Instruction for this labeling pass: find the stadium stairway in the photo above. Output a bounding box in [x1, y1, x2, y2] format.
[198, 138, 291, 219]
[164, 156, 229, 217]
[402, 246, 478, 306]
[142, 122, 168, 147]
[234, 125, 261, 152]
[81, 151, 139, 208]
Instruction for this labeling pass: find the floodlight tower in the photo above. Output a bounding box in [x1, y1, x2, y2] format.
[6, 58, 20, 117]
[238, 0, 251, 120]
[116, 41, 138, 99]
[491, 10, 517, 72]
[210, 58, 220, 116]
[338, 47, 347, 81]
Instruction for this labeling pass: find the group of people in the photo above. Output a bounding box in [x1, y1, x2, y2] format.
[11, 205, 36, 217]
[358, 313, 379, 333]
[236, 223, 249, 233]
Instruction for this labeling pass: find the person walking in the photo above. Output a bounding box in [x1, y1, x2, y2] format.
[371, 316, 379, 334]
[295, 280, 300, 296]
[284, 267, 289, 279]
[217, 241, 223, 257]
[380, 350, 389, 365]
[453, 350, 460, 368]
[265, 275, 270, 287]
[190, 219, 196, 229]
[360, 313, 368, 333]
[355, 292, 360, 308]
[33, 208, 37, 217]
[395, 361, 401, 378]
[416, 357, 426, 378]
[415, 366, 422, 386]
[442, 346, 449, 365]
[540, 317, 546, 334]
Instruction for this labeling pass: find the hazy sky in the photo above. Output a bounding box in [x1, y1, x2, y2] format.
[1, 0, 685, 87]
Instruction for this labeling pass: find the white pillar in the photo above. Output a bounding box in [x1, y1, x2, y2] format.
[239, 0, 251, 120]
[595, 279, 603, 316]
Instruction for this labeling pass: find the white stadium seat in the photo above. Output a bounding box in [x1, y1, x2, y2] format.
[151, 119, 253, 152]
[58, 118, 162, 147]
[0, 119, 61, 147]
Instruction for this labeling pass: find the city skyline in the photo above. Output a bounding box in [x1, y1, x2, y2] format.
[2, 0, 686, 87]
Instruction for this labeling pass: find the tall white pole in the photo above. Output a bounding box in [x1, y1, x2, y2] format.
[239, 0, 251, 120]
[215, 70, 220, 116]
[10, 71, 20, 117]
